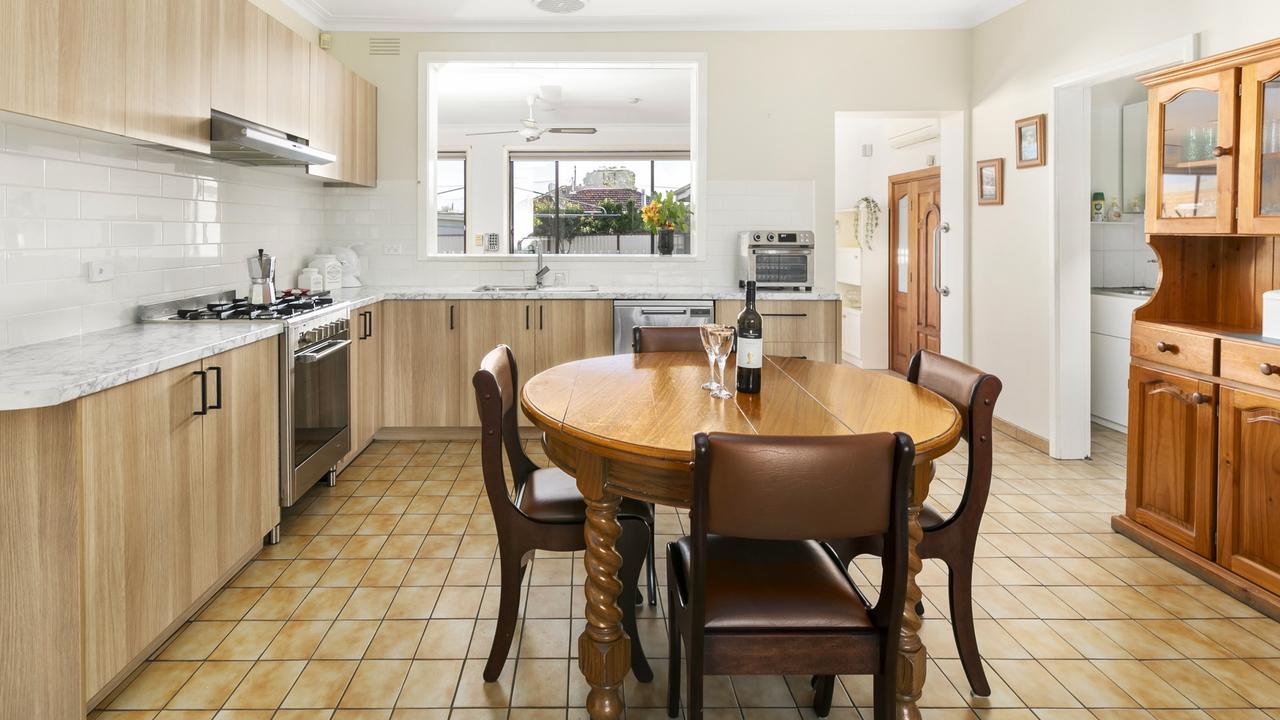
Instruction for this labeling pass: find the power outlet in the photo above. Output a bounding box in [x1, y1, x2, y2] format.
[382, 243, 404, 255]
[87, 259, 114, 283]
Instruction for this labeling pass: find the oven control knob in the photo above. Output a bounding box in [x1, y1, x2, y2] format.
[766, 233, 776, 242]
[753, 232, 763, 242]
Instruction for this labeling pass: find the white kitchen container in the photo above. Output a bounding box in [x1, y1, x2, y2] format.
[1264, 290, 1280, 339]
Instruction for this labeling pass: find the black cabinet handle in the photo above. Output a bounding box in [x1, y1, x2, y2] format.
[763, 312, 808, 318]
[208, 366, 223, 410]
[449, 304, 454, 330]
[539, 305, 544, 330]
[367, 310, 374, 338]
[357, 311, 366, 340]
[193, 370, 208, 416]
[525, 305, 530, 330]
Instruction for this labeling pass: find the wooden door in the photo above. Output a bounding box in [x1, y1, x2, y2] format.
[1146, 69, 1238, 234]
[460, 300, 537, 426]
[1125, 364, 1217, 557]
[79, 360, 206, 695]
[201, 338, 280, 578]
[1238, 56, 1280, 234]
[124, 0, 211, 153]
[1217, 386, 1280, 594]
[888, 168, 942, 375]
[382, 300, 461, 427]
[348, 302, 383, 457]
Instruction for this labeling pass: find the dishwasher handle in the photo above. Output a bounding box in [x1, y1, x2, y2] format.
[639, 308, 689, 315]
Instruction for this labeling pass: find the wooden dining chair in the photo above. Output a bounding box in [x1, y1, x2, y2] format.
[667, 431, 915, 720]
[830, 349, 1002, 697]
[472, 344, 654, 683]
[633, 325, 704, 353]
[631, 323, 704, 605]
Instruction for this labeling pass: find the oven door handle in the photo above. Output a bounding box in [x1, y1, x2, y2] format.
[751, 248, 813, 255]
[295, 339, 352, 363]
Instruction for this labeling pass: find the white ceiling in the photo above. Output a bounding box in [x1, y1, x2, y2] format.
[285, 0, 1025, 32]
[437, 64, 692, 126]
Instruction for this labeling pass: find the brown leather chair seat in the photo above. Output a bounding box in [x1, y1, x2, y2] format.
[516, 467, 652, 523]
[671, 536, 873, 632]
[919, 503, 945, 530]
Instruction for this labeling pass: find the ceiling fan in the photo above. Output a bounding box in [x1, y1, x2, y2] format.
[465, 95, 597, 143]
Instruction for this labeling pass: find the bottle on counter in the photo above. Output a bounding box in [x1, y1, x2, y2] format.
[736, 281, 763, 394]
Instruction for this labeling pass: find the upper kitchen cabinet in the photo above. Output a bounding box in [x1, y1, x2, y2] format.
[310, 48, 378, 187]
[0, 0, 127, 136]
[1239, 53, 1280, 234]
[211, 0, 310, 139]
[124, 0, 212, 153]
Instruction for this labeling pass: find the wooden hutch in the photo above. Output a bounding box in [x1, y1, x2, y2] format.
[1115, 37, 1280, 616]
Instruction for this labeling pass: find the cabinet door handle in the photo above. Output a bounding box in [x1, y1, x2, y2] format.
[208, 366, 223, 410]
[367, 310, 374, 338]
[539, 305, 544, 330]
[1212, 145, 1231, 157]
[763, 312, 808, 318]
[357, 311, 367, 340]
[1261, 363, 1275, 376]
[525, 305, 530, 330]
[193, 370, 208, 416]
[1190, 392, 1210, 405]
[449, 304, 454, 330]
[1155, 341, 1177, 353]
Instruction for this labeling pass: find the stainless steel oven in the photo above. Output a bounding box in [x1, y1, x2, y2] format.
[282, 308, 352, 506]
[738, 230, 814, 291]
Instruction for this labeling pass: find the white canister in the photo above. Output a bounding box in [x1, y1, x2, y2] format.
[310, 254, 342, 291]
[1264, 290, 1280, 340]
[297, 267, 324, 293]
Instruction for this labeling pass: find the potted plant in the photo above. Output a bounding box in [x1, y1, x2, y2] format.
[641, 191, 690, 255]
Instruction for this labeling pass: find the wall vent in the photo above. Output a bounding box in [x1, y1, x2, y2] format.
[369, 37, 400, 56]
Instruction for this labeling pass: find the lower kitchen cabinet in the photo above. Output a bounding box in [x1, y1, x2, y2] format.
[1216, 385, 1280, 595]
[459, 300, 536, 427]
[535, 300, 615, 372]
[382, 300, 462, 427]
[347, 302, 383, 460]
[716, 299, 841, 363]
[1125, 364, 1217, 558]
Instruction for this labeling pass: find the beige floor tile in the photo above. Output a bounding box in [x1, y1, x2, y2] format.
[294, 588, 357, 621]
[281, 660, 359, 709]
[341, 536, 390, 560]
[158, 623, 237, 661]
[198, 589, 268, 622]
[367, 620, 430, 659]
[417, 619, 477, 659]
[339, 659, 413, 709]
[454, 658, 515, 708]
[261, 621, 333, 660]
[1195, 659, 1280, 706]
[1038, 659, 1136, 707]
[396, 659, 465, 708]
[998, 620, 1081, 659]
[209, 621, 284, 661]
[315, 621, 381, 660]
[986, 660, 1080, 707]
[166, 662, 254, 710]
[387, 586, 443, 620]
[1136, 621, 1231, 659]
[318, 560, 374, 587]
[512, 659, 570, 707]
[1091, 660, 1194, 708]
[1143, 660, 1250, 708]
[339, 587, 398, 620]
[222, 660, 307, 710]
[244, 588, 311, 621]
[110, 663, 203, 710]
[1087, 621, 1180, 660]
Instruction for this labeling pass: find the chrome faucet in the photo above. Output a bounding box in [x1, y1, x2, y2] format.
[534, 239, 551, 288]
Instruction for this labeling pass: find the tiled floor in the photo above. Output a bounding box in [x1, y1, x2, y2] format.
[94, 425, 1280, 719]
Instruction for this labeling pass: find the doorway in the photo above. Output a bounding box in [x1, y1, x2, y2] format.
[888, 167, 943, 375]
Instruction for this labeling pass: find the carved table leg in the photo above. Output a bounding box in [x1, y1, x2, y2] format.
[575, 453, 630, 720]
[895, 461, 934, 720]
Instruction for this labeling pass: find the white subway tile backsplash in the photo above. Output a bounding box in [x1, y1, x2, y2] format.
[139, 196, 185, 221]
[45, 159, 107, 191]
[80, 191, 137, 220]
[6, 249, 83, 281]
[110, 168, 163, 196]
[7, 307, 81, 347]
[109, 221, 162, 247]
[162, 174, 198, 200]
[78, 138, 137, 169]
[46, 220, 109, 249]
[4, 124, 80, 160]
[0, 154, 45, 186]
[6, 187, 79, 219]
[0, 219, 45, 250]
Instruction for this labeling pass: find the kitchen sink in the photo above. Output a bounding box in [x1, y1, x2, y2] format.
[473, 284, 600, 293]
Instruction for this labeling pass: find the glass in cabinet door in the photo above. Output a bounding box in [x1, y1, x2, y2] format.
[1261, 74, 1280, 216]
[1160, 89, 1221, 219]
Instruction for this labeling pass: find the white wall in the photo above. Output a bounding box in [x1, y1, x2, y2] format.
[969, 0, 1280, 442]
[324, 30, 971, 289]
[0, 118, 326, 350]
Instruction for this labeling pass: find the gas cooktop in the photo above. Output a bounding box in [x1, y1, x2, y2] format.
[138, 290, 340, 323]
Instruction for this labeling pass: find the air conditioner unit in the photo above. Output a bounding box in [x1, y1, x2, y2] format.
[885, 119, 940, 149]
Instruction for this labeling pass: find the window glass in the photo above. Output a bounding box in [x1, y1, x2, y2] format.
[436, 155, 467, 254]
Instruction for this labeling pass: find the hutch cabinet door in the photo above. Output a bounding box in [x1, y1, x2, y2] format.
[1146, 69, 1238, 234]
[1216, 386, 1280, 595]
[1126, 364, 1217, 557]
[1238, 56, 1280, 234]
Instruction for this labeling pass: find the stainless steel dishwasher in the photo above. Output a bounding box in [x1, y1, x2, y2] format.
[613, 299, 715, 354]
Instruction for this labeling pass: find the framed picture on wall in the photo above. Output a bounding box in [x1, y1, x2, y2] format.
[1015, 113, 1047, 167]
[977, 158, 1004, 205]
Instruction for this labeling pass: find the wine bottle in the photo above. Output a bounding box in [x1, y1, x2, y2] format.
[736, 281, 763, 394]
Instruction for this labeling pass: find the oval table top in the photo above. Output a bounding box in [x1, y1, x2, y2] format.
[521, 352, 962, 488]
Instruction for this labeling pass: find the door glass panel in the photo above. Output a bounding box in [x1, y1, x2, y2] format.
[896, 195, 909, 293]
[1261, 74, 1280, 216]
[1161, 89, 1219, 219]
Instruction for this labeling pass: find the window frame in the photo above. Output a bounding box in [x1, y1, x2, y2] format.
[435, 150, 469, 254]
[507, 150, 692, 256]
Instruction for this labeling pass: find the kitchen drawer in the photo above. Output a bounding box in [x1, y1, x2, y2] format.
[717, 300, 836, 343]
[1131, 322, 1217, 375]
[1221, 338, 1280, 393]
[764, 341, 836, 363]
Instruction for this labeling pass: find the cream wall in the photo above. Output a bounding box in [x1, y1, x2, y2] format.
[324, 30, 970, 289]
[969, 0, 1280, 442]
[249, 0, 318, 39]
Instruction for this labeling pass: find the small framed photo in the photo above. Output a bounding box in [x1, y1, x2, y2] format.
[977, 158, 1004, 205]
[1015, 113, 1046, 168]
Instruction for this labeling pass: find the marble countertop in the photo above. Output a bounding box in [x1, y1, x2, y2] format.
[0, 322, 282, 411]
[0, 285, 839, 411]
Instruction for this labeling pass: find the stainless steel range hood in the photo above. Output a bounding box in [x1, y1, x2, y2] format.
[210, 111, 335, 166]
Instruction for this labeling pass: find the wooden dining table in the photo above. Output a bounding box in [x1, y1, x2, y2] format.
[520, 351, 962, 720]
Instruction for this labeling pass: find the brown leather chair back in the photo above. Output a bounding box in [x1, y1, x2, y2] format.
[906, 350, 1002, 530]
[473, 345, 538, 513]
[633, 325, 704, 353]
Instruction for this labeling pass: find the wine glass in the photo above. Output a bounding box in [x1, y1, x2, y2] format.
[699, 324, 719, 391]
[709, 325, 736, 399]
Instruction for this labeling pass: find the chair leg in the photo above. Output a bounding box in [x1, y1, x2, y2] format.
[620, 519, 653, 682]
[483, 552, 526, 682]
[686, 646, 703, 720]
[872, 672, 893, 720]
[946, 554, 991, 697]
[666, 583, 681, 718]
[647, 506, 659, 607]
[812, 675, 835, 717]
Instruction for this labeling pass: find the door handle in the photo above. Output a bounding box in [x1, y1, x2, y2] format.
[193, 370, 208, 416]
[525, 305, 530, 330]
[296, 339, 352, 363]
[449, 304, 454, 330]
[933, 219, 951, 297]
[539, 305, 544, 330]
[367, 310, 374, 338]
[207, 366, 223, 410]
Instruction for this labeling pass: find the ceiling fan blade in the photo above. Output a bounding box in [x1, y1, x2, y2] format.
[547, 128, 598, 135]
[465, 130, 519, 136]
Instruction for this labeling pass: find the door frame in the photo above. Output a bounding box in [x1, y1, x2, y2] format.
[1048, 35, 1198, 459]
[887, 166, 942, 374]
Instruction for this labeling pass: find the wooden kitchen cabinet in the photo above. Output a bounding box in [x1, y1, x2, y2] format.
[124, 0, 211, 153]
[382, 300, 462, 427]
[211, 0, 309, 138]
[715, 299, 841, 362]
[459, 300, 537, 426]
[534, 300, 614, 373]
[1216, 385, 1280, 595]
[308, 49, 377, 187]
[266, 15, 311, 139]
[1125, 364, 1217, 558]
[348, 302, 383, 459]
[1238, 54, 1280, 234]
